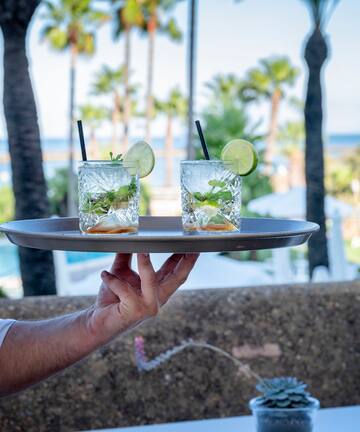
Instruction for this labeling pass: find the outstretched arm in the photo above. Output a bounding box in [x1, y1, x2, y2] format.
[0, 253, 198, 397]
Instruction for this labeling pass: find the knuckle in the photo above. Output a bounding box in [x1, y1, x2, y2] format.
[149, 275, 158, 286]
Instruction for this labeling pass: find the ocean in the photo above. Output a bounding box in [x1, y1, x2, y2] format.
[0, 134, 359, 187]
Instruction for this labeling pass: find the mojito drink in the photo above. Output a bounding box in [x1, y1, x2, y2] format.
[181, 160, 241, 232]
[78, 161, 140, 234]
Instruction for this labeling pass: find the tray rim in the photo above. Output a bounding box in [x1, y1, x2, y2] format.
[0, 216, 320, 242]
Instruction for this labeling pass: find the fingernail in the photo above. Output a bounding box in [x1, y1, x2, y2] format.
[101, 270, 109, 278]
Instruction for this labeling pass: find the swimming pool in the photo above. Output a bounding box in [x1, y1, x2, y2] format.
[0, 242, 108, 277]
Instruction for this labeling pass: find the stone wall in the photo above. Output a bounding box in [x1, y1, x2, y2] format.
[0, 281, 359, 431]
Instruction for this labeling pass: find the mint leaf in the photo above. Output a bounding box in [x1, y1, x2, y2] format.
[82, 179, 137, 215]
[212, 191, 233, 202]
[208, 179, 226, 188]
[193, 192, 206, 202]
[109, 152, 123, 162]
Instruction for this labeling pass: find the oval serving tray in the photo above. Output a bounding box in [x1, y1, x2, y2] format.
[0, 216, 319, 253]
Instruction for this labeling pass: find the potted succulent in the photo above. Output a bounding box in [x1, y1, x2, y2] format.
[134, 337, 319, 431]
[250, 377, 319, 432]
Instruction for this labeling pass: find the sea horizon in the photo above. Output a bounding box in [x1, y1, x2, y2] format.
[0, 133, 360, 151]
[0, 134, 359, 187]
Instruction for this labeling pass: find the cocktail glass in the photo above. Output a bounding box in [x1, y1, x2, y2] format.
[180, 160, 241, 232]
[78, 161, 139, 234]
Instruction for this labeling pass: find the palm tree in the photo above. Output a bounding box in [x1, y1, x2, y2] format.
[91, 64, 125, 153]
[155, 87, 187, 186]
[41, 0, 108, 216]
[78, 104, 107, 159]
[142, 0, 182, 142]
[241, 57, 300, 172]
[301, 0, 339, 276]
[0, 0, 56, 296]
[206, 74, 243, 108]
[112, 0, 144, 150]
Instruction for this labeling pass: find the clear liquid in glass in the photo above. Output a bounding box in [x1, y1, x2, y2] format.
[78, 161, 140, 234]
[181, 160, 242, 232]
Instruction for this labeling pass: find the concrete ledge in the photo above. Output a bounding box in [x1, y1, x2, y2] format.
[0, 281, 359, 431]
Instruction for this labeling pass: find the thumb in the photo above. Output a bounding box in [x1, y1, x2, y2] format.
[101, 270, 135, 299]
[101, 270, 116, 285]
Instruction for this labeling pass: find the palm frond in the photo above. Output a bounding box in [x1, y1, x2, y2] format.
[40, 0, 108, 55]
[159, 16, 182, 41]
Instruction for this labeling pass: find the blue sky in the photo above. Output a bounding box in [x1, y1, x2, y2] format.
[0, 0, 359, 139]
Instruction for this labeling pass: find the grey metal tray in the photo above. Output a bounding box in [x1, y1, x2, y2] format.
[0, 216, 319, 253]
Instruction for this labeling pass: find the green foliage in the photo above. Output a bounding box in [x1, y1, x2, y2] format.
[92, 64, 126, 95]
[205, 74, 244, 108]
[82, 178, 137, 215]
[344, 145, 360, 181]
[160, 16, 182, 41]
[91, 64, 139, 117]
[0, 186, 14, 224]
[48, 167, 151, 217]
[0, 287, 7, 298]
[345, 240, 360, 265]
[109, 152, 123, 162]
[240, 169, 272, 207]
[154, 87, 187, 119]
[112, 0, 145, 39]
[141, 0, 183, 42]
[256, 377, 312, 408]
[200, 105, 261, 160]
[192, 180, 234, 207]
[326, 147, 360, 202]
[48, 168, 76, 217]
[200, 76, 272, 207]
[277, 121, 305, 156]
[78, 103, 108, 129]
[240, 56, 300, 101]
[326, 159, 352, 197]
[41, 0, 109, 55]
[139, 181, 152, 215]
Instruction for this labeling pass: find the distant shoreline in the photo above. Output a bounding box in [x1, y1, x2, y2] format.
[0, 134, 359, 151]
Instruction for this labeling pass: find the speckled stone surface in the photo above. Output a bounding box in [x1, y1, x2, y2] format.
[0, 281, 359, 431]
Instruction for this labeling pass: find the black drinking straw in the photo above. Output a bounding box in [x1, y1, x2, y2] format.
[77, 120, 87, 161]
[195, 120, 210, 160]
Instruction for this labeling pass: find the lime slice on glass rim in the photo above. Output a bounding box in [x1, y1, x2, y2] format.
[221, 139, 258, 176]
[123, 140, 155, 178]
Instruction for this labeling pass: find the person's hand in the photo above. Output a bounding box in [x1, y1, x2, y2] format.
[87, 253, 199, 343]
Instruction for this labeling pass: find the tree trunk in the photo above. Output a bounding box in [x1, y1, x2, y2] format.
[265, 87, 281, 174]
[164, 115, 174, 187]
[289, 149, 304, 189]
[145, 14, 156, 142]
[89, 128, 98, 159]
[1, 18, 56, 296]
[186, 0, 197, 160]
[304, 27, 329, 276]
[111, 107, 118, 154]
[111, 111, 117, 154]
[114, 90, 121, 154]
[122, 25, 131, 152]
[67, 44, 77, 216]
